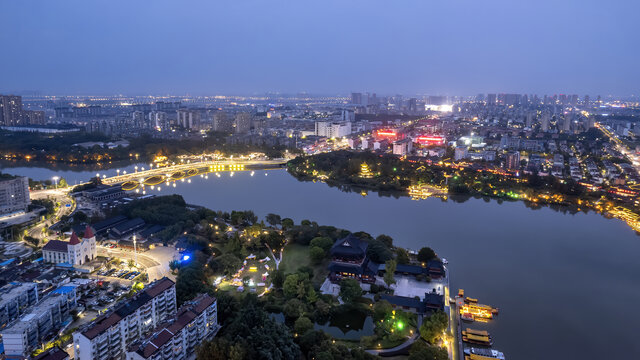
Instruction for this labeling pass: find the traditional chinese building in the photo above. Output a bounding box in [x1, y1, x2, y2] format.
[328, 234, 377, 283]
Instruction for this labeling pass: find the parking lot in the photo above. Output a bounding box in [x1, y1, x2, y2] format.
[96, 268, 143, 281]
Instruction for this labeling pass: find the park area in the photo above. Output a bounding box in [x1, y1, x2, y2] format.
[216, 253, 274, 295]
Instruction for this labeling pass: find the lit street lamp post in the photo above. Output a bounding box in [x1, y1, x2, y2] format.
[52, 176, 59, 190]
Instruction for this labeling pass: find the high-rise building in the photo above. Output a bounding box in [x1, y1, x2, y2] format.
[0, 95, 24, 126]
[148, 111, 168, 131]
[132, 111, 145, 128]
[0, 176, 30, 217]
[541, 111, 550, 132]
[73, 278, 177, 360]
[24, 110, 46, 125]
[127, 294, 219, 360]
[583, 95, 590, 108]
[563, 112, 573, 133]
[351, 92, 363, 105]
[176, 109, 201, 130]
[213, 112, 233, 133]
[525, 112, 534, 128]
[234, 113, 251, 134]
[505, 151, 521, 170]
[486, 94, 497, 105]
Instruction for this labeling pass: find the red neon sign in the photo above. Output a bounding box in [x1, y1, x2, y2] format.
[416, 135, 445, 145]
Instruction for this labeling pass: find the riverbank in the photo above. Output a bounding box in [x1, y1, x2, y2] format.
[287, 151, 640, 234]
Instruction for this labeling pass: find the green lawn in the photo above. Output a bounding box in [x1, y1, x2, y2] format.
[281, 244, 310, 274]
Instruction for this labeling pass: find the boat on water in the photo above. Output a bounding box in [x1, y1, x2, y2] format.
[461, 313, 474, 322]
[464, 347, 505, 360]
[462, 330, 492, 346]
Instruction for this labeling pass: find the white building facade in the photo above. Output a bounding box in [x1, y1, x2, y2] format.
[42, 226, 97, 266]
[127, 294, 219, 360]
[73, 278, 177, 360]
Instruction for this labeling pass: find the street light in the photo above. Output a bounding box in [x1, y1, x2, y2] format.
[52, 176, 59, 189]
[133, 234, 138, 267]
[117, 169, 120, 176]
[135, 166, 138, 173]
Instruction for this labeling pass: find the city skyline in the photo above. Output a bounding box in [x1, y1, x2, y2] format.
[1, 0, 639, 96]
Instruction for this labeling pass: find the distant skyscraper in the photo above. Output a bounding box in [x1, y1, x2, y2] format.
[148, 111, 168, 130]
[570, 94, 578, 106]
[583, 95, 590, 108]
[563, 112, 573, 132]
[541, 111, 550, 132]
[132, 111, 145, 128]
[351, 93, 363, 105]
[176, 109, 201, 130]
[0, 95, 24, 126]
[525, 112, 534, 128]
[234, 113, 251, 134]
[213, 111, 232, 133]
[486, 94, 497, 105]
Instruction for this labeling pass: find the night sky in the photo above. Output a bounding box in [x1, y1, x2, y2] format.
[1, 0, 638, 96]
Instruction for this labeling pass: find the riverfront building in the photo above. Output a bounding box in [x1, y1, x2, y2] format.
[126, 293, 219, 360]
[0, 176, 30, 217]
[42, 226, 97, 266]
[73, 277, 177, 360]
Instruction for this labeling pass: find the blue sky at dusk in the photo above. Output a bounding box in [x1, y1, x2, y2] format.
[1, 0, 638, 96]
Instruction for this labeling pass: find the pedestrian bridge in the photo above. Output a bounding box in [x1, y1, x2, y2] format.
[101, 160, 286, 191]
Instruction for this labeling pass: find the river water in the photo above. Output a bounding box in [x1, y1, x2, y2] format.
[2, 163, 639, 360]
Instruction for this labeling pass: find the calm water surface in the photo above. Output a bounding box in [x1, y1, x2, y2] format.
[3, 165, 640, 359]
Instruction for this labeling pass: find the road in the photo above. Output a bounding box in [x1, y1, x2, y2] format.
[27, 188, 75, 245]
[98, 245, 178, 281]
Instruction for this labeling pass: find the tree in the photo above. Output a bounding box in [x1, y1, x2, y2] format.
[309, 246, 325, 264]
[408, 341, 448, 360]
[417, 247, 437, 263]
[383, 259, 397, 287]
[263, 231, 286, 269]
[128, 259, 136, 270]
[208, 253, 242, 276]
[271, 269, 285, 288]
[395, 248, 410, 264]
[373, 300, 392, 322]
[265, 213, 282, 227]
[367, 239, 392, 263]
[294, 316, 314, 335]
[376, 234, 394, 248]
[198, 297, 300, 360]
[420, 311, 448, 344]
[339, 278, 362, 304]
[281, 218, 294, 230]
[283, 298, 304, 319]
[309, 236, 334, 252]
[283, 273, 304, 299]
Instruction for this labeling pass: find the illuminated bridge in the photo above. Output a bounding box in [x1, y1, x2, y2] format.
[101, 160, 286, 191]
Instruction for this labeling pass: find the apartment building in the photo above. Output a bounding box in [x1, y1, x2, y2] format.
[0, 282, 39, 327]
[126, 293, 219, 360]
[1, 289, 77, 357]
[73, 277, 176, 360]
